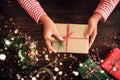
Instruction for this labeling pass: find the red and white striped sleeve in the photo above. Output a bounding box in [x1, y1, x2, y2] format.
[17, 0, 46, 23]
[95, 0, 120, 22]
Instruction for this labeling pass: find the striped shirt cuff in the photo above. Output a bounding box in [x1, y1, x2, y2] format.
[17, 0, 46, 24]
[95, 0, 119, 22]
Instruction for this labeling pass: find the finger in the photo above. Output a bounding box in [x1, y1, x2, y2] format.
[54, 31, 63, 41]
[85, 25, 95, 38]
[45, 39, 57, 53]
[89, 29, 97, 48]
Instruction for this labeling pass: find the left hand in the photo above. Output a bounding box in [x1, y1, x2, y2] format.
[85, 12, 102, 48]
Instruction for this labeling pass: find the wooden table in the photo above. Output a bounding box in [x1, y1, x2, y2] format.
[0, 0, 120, 80]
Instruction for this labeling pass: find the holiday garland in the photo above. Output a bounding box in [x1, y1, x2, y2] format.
[0, 34, 39, 78]
[0, 16, 42, 78]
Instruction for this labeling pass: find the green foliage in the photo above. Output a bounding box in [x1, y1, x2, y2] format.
[0, 34, 36, 78]
[53, 39, 65, 51]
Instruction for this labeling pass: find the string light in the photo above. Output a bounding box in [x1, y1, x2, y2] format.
[16, 74, 21, 80]
[58, 71, 63, 75]
[45, 54, 50, 61]
[73, 71, 79, 76]
[14, 29, 18, 34]
[100, 70, 105, 73]
[4, 39, 11, 45]
[36, 74, 39, 78]
[32, 77, 36, 80]
[0, 54, 6, 61]
[53, 76, 56, 80]
[101, 60, 104, 63]
[54, 67, 59, 72]
[79, 63, 83, 66]
[21, 78, 24, 80]
[59, 62, 63, 65]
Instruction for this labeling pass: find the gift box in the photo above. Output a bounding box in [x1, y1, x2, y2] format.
[101, 48, 120, 80]
[78, 58, 111, 80]
[52, 23, 89, 54]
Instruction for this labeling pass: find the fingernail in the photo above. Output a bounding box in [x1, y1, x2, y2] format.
[54, 50, 57, 53]
[60, 37, 64, 41]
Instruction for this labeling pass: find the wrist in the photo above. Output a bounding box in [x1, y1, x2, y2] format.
[91, 12, 102, 23]
[39, 14, 52, 24]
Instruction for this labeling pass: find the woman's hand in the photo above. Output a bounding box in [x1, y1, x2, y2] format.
[86, 12, 102, 48]
[40, 14, 63, 53]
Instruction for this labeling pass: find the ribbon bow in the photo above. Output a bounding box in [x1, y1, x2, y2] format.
[59, 24, 88, 52]
[83, 63, 101, 79]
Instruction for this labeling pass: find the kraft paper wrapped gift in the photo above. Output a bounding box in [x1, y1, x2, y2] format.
[52, 23, 89, 54]
[101, 48, 120, 80]
[78, 58, 111, 80]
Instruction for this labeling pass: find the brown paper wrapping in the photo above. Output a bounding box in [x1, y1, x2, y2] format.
[52, 23, 89, 54]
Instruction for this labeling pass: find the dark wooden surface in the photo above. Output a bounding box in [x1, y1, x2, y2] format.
[0, 0, 120, 80]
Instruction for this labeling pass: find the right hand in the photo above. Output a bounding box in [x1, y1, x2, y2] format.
[40, 14, 63, 53]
